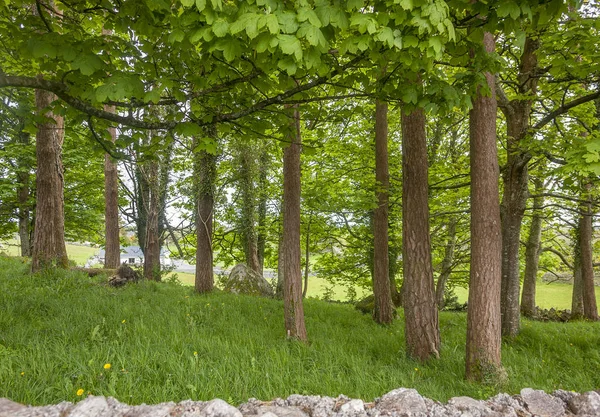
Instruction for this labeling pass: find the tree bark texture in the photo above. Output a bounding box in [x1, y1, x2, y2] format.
[257, 149, 270, 276]
[16, 130, 31, 257]
[143, 159, 161, 281]
[239, 146, 261, 273]
[303, 215, 312, 299]
[401, 105, 440, 360]
[520, 181, 543, 318]
[499, 37, 539, 337]
[373, 100, 395, 325]
[31, 90, 69, 272]
[135, 163, 149, 253]
[465, 32, 504, 382]
[104, 105, 121, 269]
[435, 218, 458, 309]
[579, 188, 598, 320]
[194, 133, 217, 293]
[276, 224, 284, 298]
[283, 107, 308, 341]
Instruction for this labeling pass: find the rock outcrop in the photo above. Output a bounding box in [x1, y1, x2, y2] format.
[223, 264, 274, 297]
[3, 388, 600, 417]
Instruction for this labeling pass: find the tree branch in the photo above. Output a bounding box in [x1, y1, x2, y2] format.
[534, 90, 600, 130]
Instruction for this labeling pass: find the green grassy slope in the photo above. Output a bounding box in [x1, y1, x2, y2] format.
[0, 240, 98, 266]
[1, 255, 599, 406]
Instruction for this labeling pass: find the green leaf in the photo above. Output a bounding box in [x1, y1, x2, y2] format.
[278, 34, 303, 61]
[168, 29, 185, 43]
[72, 54, 104, 76]
[175, 122, 203, 137]
[376, 27, 394, 48]
[346, 0, 363, 11]
[277, 56, 297, 75]
[212, 19, 229, 37]
[276, 11, 299, 34]
[404, 35, 418, 48]
[193, 137, 218, 154]
[265, 14, 279, 34]
[428, 36, 443, 54]
[180, 0, 194, 7]
[298, 7, 322, 28]
[497, 1, 520, 19]
[196, 0, 206, 12]
[210, 0, 222, 11]
[144, 89, 162, 104]
[399, 0, 413, 11]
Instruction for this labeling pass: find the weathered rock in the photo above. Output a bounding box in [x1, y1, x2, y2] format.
[285, 395, 336, 417]
[520, 388, 564, 417]
[223, 264, 274, 296]
[108, 264, 141, 287]
[253, 406, 309, 417]
[0, 398, 27, 417]
[202, 399, 243, 417]
[376, 388, 428, 416]
[447, 396, 500, 417]
[339, 399, 365, 414]
[569, 391, 600, 416]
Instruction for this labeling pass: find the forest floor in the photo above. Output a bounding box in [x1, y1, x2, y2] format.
[1, 255, 599, 407]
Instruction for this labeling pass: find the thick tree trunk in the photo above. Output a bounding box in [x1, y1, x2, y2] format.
[276, 223, 284, 298]
[194, 132, 217, 293]
[16, 130, 31, 257]
[465, 32, 504, 382]
[499, 37, 539, 337]
[283, 107, 307, 341]
[435, 218, 458, 309]
[520, 181, 543, 318]
[239, 147, 261, 273]
[143, 160, 161, 281]
[373, 100, 395, 325]
[401, 105, 440, 360]
[580, 189, 598, 320]
[303, 215, 311, 298]
[104, 105, 121, 269]
[31, 90, 68, 272]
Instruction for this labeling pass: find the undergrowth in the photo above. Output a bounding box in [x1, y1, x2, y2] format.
[0, 255, 599, 406]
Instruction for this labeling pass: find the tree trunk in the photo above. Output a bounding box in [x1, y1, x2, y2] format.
[389, 244, 402, 306]
[465, 32, 504, 382]
[373, 100, 395, 325]
[135, 162, 149, 252]
[276, 221, 284, 298]
[580, 186, 598, 320]
[143, 159, 161, 281]
[16, 130, 31, 257]
[104, 105, 121, 269]
[282, 106, 307, 341]
[571, 233, 584, 319]
[520, 180, 544, 318]
[257, 149, 269, 276]
[499, 37, 539, 338]
[31, 90, 69, 272]
[303, 215, 311, 298]
[239, 147, 260, 273]
[194, 130, 217, 293]
[435, 218, 458, 309]
[401, 105, 440, 360]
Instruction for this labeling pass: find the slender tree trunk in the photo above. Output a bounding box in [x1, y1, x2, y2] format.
[194, 129, 217, 293]
[135, 163, 149, 252]
[520, 180, 544, 318]
[580, 186, 598, 320]
[239, 147, 260, 273]
[276, 220, 284, 298]
[435, 218, 458, 309]
[499, 37, 539, 338]
[389, 244, 402, 306]
[257, 150, 269, 276]
[571, 232, 584, 319]
[16, 130, 31, 257]
[465, 32, 504, 382]
[372, 100, 395, 324]
[143, 160, 161, 281]
[401, 104, 440, 360]
[104, 105, 121, 268]
[31, 90, 69, 272]
[158, 138, 175, 247]
[283, 106, 307, 341]
[303, 215, 311, 298]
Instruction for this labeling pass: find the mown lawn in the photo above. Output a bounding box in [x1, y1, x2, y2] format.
[1, 255, 599, 407]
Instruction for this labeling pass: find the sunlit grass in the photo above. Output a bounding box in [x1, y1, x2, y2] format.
[1, 255, 599, 407]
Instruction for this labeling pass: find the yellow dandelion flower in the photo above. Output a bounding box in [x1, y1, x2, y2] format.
[104, 363, 111, 370]
[193, 351, 198, 356]
[20, 372, 24, 376]
[76, 389, 84, 396]
[121, 320, 126, 324]
[414, 368, 419, 371]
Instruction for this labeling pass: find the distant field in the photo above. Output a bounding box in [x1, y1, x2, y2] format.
[0, 240, 98, 266]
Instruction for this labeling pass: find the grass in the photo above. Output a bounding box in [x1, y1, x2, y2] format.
[0, 240, 98, 266]
[1, 255, 599, 407]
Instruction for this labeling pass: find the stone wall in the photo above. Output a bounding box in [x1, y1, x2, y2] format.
[2, 388, 600, 417]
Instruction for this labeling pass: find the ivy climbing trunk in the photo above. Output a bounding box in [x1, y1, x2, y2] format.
[194, 130, 217, 293]
[571, 225, 584, 319]
[465, 32, 504, 382]
[580, 186, 598, 321]
[520, 180, 544, 318]
[31, 90, 68, 272]
[143, 159, 160, 281]
[498, 37, 539, 338]
[373, 100, 394, 325]
[435, 218, 458, 309]
[282, 106, 307, 341]
[401, 104, 440, 360]
[257, 149, 270, 276]
[16, 129, 31, 257]
[104, 105, 121, 269]
[239, 146, 260, 273]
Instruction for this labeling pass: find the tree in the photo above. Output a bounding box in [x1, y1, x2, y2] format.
[579, 183, 598, 321]
[372, 100, 394, 325]
[103, 105, 120, 269]
[465, 32, 504, 382]
[282, 106, 307, 341]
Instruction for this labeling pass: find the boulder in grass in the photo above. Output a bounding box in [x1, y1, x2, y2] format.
[108, 264, 141, 287]
[223, 263, 274, 297]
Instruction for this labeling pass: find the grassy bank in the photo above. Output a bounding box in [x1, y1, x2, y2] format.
[1, 255, 599, 406]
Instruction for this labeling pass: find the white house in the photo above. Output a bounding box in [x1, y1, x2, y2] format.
[90, 246, 171, 267]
